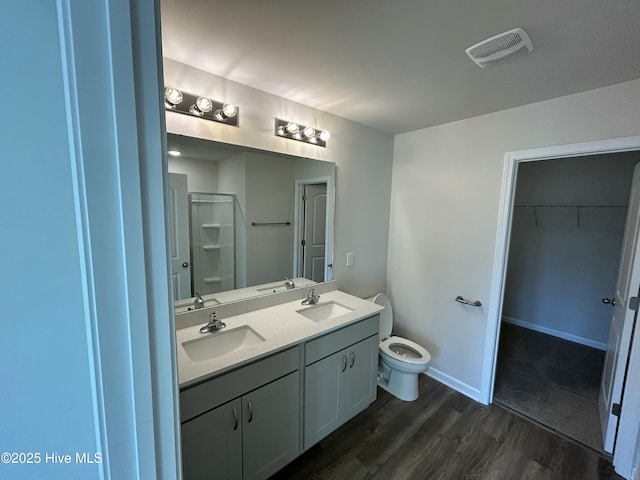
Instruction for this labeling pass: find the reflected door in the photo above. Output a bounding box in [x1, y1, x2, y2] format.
[168, 173, 191, 300]
[301, 183, 327, 282]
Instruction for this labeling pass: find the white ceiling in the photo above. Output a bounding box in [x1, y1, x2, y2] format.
[161, 0, 640, 135]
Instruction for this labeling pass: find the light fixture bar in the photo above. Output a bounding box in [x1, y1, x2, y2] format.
[164, 87, 239, 127]
[275, 118, 330, 147]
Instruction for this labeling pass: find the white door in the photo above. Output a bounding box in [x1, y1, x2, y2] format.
[168, 173, 191, 300]
[301, 183, 327, 282]
[599, 162, 640, 453]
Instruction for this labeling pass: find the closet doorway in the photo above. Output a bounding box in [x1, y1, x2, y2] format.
[493, 152, 639, 455]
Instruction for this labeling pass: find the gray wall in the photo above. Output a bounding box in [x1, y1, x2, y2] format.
[164, 58, 394, 297]
[504, 153, 639, 349]
[390, 78, 640, 400]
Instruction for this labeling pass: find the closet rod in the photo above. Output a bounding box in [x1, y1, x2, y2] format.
[515, 204, 628, 228]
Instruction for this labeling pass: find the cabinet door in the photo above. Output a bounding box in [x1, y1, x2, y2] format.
[181, 398, 242, 480]
[304, 349, 347, 449]
[345, 335, 378, 420]
[243, 372, 300, 480]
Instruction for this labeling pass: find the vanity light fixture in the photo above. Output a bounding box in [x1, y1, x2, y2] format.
[275, 118, 330, 147]
[164, 87, 239, 126]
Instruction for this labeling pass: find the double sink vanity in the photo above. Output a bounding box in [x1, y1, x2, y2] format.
[176, 280, 383, 480]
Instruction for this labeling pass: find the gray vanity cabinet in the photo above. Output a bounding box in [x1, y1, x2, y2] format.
[303, 315, 379, 449]
[181, 398, 242, 480]
[242, 372, 299, 480]
[180, 347, 300, 480]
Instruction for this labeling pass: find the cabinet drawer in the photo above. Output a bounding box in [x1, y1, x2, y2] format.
[305, 315, 379, 365]
[181, 346, 299, 422]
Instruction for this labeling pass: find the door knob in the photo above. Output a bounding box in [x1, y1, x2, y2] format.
[602, 297, 616, 306]
[182, 262, 189, 268]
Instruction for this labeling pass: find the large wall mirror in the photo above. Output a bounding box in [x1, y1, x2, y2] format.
[167, 133, 335, 311]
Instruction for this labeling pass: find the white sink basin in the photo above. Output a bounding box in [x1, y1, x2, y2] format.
[182, 326, 265, 363]
[297, 301, 354, 322]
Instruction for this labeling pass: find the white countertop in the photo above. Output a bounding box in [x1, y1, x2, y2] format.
[176, 289, 384, 389]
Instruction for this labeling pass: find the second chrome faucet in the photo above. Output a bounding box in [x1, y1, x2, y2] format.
[199, 311, 226, 334]
[301, 288, 320, 305]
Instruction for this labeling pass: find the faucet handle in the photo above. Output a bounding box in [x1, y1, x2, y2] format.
[209, 311, 218, 322]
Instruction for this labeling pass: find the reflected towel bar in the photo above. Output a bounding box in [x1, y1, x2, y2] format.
[251, 221, 291, 227]
[455, 296, 482, 307]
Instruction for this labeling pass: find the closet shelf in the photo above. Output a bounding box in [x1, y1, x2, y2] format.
[203, 277, 222, 284]
[515, 204, 628, 228]
[202, 245, 221, 251]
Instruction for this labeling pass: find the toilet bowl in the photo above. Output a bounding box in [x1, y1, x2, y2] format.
[370, 293, 431, 401]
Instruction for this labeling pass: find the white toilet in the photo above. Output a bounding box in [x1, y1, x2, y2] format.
[371, 293, 431, 401]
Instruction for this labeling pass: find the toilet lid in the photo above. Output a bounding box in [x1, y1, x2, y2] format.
[372, 293, 393, 339]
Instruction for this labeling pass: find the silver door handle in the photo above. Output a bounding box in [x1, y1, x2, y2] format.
[602, 297, 616, 306]
[349, 351, 355, 368]
[341, 354, 347, 372]
[247, 400, 253, 423]
[232, 407, 238, 431]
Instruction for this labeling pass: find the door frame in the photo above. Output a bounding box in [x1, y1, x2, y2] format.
[293, 176, 335, 282]
[481, 135, 640, 478]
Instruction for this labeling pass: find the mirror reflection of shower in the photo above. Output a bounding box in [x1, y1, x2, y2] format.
[189, 193, 236, 297]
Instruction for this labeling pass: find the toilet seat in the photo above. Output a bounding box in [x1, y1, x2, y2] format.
[380, 336, 431, 365]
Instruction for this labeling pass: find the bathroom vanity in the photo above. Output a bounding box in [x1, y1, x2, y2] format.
[176, 282, 383, 480]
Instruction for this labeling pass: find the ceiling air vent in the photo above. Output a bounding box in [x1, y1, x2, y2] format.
[465, 27, 534, 68]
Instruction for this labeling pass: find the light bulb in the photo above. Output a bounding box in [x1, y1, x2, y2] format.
[189, 104, 203, 116]
[222, 103, 238, 118]
[292, 132, 302, 140]
[309, 137, 318, 144]
[303, 126, 316, 138]
[164, 87, 183, 106]
[286, 122, 299, 134]
[213, 109, 225, 121]
[196, 96, 213, 113]
[277, 126, 286, 136]
[319, 130, 331, 142]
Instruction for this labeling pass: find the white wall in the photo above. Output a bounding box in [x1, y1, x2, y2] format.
[168, 156, 219, 192]
[389, 79, 640, 400]
[163, 58, 394, 297]
[504, 154, 638, 349]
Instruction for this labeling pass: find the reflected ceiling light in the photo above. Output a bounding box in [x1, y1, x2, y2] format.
[164, 87, 183, 107]
[274, 118, 330, 147]
[168, 150, 182, 157]
[164, 86, 239, 126]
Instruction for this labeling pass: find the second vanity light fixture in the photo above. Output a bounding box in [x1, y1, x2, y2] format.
[275, 118, 330, 147]
[164, 87, 239, 126]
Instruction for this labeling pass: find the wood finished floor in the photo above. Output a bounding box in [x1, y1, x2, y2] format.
[270, 376, 622, 480]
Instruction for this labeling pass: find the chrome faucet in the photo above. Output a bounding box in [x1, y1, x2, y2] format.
[199, 311, 226, 334]
[301, 288, 320, 305]
[194, 292, 205, 310]
[284, 277, 296, 290]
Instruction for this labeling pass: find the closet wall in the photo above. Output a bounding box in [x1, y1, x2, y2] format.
[503, 153, 639, 349]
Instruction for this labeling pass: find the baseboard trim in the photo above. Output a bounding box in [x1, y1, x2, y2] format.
[502, 316, 607, 351]
[426, 367, 482, 404]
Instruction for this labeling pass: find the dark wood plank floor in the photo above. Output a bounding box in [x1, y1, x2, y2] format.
[270, 375, 622, 480]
